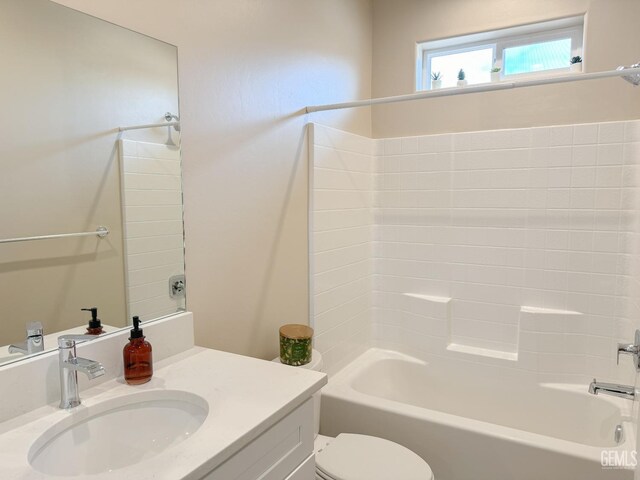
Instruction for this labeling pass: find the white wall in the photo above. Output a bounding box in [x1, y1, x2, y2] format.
[52, 0, 373, 359]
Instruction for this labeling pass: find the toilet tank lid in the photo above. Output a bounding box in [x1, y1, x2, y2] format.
[272, 349, 323, 372]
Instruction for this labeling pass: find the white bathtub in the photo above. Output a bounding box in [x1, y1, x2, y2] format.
[320, 349, 635, 480]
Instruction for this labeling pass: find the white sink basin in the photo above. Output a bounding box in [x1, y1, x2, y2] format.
[28, 390, 208, 476]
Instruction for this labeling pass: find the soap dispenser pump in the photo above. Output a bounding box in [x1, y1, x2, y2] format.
[82, 307, 104, 335]
[123, 316, 153, 385]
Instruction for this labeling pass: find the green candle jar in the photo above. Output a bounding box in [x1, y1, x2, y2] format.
[279, 324, 314, 366]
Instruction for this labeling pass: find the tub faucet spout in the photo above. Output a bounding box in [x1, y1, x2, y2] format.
[589, 378, 635, 401]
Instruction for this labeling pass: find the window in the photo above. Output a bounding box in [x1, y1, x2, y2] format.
[416, 17, 584, 90]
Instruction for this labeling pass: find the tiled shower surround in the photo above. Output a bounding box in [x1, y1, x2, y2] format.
[310, 120, 640, 383]
[311, 126, 374, 376]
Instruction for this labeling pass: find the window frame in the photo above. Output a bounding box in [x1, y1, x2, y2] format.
[416, 16, 584, 91]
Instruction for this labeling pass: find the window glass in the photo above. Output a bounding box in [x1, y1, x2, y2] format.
[430, 47, 493, 88]
[503, 38, 572, 76]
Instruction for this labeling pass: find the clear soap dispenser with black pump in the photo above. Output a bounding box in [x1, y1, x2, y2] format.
[123, 316, 153, 385]
[82, 307, 104, 335]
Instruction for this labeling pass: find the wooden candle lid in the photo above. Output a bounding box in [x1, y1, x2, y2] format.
[279, 324, 314, 340]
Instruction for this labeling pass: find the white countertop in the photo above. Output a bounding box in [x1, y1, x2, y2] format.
[0, 346, 327, 479]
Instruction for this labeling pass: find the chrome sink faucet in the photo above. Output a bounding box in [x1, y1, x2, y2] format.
[589, 379, 636, 401]
[8, 322, 44, 355]
[58, 335, 105, 409]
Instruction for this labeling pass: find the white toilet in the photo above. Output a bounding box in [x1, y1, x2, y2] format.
[274, 350, 434, 480]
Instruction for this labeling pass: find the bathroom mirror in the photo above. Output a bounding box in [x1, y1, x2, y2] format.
[0, 0, 184, 366]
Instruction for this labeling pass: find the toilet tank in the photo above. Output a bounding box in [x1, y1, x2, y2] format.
[273, 349, 324, 436]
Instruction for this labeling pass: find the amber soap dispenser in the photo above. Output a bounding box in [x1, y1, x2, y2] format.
[123, 316, 153, 385]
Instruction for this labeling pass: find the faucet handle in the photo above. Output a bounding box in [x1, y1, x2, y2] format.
[617, 343, 637, 364]
[26, 321, 43, 337]
[616, 330, 640, 370]
[58, 334, 98, 348]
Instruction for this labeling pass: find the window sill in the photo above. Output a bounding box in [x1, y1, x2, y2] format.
[420, 69, 584, 92]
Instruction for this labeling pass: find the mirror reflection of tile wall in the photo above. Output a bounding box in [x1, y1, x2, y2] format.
[120, 140, 185, 321]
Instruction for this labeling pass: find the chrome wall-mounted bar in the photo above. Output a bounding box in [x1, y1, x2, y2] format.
[118, 121, 180, 132]
[305, 66, 640, 113]
[0, 226, 109, 244]
[118, 112, 180, 132]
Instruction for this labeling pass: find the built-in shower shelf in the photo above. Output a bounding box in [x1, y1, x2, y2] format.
[403, 293, 451, 304]
[520, 306, 581, 315]
[446, 343, 518, 361]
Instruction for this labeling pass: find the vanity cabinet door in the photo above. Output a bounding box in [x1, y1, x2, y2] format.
[203, 399, 314, 480]
[284, 454, 315, 480]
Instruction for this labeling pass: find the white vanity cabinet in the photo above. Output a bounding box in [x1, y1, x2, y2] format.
[202, 399, 315, 480]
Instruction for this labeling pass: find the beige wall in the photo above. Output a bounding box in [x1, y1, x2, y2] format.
[52, 0, 373, 359]
[372, 0, 640, 137]
[0, 0, 179, 346]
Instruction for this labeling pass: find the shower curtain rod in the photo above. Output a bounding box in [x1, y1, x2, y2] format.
[118, 121, 180, 132]
[304, 67, 640, 113]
